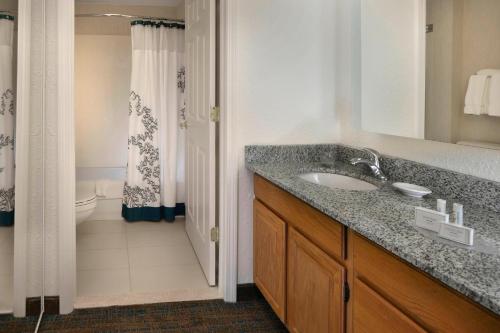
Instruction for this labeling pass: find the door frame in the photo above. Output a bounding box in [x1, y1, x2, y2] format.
[57, 0, 76, 315]
[56, 0, 239, 313]
[217, 0, 238, 303]
[13, 0, 33, 317]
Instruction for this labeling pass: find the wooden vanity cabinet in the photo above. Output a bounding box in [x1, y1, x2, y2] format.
[253, 175, 500, 333]
[253, 199, 286, 322]
[254, 175, 347, 332]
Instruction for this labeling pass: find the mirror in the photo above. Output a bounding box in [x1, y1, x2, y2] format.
[359, 0, 500, 149]
[0, 0, 17, 314]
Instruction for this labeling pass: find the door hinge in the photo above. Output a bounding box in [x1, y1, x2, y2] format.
[210, 226, 219, 242]
[344, 281, 350, 303]
[210, 106, 220, 122]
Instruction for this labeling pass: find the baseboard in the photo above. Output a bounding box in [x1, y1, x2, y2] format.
[26, 296, 60, 316]
[237, 284, 263, 302]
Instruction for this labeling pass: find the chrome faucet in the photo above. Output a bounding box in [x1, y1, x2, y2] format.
[350, 148, 387, 181]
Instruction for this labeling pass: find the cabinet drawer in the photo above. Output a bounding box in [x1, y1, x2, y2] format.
[353, 232, 500, 332]
[353, 278, 427, 333]
[254, 175, 345, 262]
[253, 199, 286, 322]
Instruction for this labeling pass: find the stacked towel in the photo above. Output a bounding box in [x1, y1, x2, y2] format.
[464, 75, 489, 115]
[487, 75, 500, 117]
[478, 69, 500, 76]
[95, 179, 110, 197]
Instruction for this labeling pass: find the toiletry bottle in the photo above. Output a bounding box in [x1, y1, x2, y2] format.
[453, 203, 464, 226]
[437, 199, 447, 214]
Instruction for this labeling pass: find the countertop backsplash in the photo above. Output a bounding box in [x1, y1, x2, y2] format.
[246, 143, 500, 214]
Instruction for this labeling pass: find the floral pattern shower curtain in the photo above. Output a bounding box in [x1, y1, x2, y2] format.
[122, 21, 185, 222]
[0, 15, 15, 226]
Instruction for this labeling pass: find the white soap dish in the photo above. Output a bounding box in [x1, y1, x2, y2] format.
[392, 182, 432, 198]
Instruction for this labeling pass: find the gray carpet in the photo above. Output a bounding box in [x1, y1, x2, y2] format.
[0, 298, 288, 333]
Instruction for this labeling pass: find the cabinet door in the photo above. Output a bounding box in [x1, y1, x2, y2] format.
[353, 278, 427, 333]
[253, 199, 286, 322]
[287, 227, 345, 333]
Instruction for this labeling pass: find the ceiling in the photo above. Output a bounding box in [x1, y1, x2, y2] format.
[75, 0, 183, 7]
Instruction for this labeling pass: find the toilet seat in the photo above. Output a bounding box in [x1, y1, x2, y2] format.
[76, 196, 97, 207]
[76, 181, 98, 225]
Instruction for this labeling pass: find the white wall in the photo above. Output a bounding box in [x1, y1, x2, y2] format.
[234, 0, 338, 283]
[336, 0, 500, 182]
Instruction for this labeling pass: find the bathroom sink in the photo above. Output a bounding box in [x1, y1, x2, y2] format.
[299, 173, 378, 191]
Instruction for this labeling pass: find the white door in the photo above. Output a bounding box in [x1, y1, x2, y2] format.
[185, 0, 217, 286]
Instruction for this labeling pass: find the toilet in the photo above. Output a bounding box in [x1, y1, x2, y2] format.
[76, 181, 97, 225]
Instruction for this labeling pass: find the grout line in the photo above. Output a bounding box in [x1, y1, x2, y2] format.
[77, 246, 127, 251]
[76, 248, 127, 252]
[76, 268, 130, 273]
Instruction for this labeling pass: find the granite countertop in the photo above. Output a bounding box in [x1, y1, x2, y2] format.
[246, 145, 500, 315]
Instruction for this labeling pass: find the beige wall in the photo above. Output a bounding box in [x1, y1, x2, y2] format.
[426, 0, 500, 144]
[425, 0, 456, 143]
[458, 0, 500, 144]
[1, 0, 17, 11]
[75, 34, 131, 169]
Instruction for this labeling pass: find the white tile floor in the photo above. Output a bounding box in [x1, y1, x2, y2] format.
[75, 218, 219, 308]
[0, 226, 14, 313]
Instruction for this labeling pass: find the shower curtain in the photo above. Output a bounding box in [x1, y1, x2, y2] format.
[0, 15, 15, 226]
[122, 20, 185, 222]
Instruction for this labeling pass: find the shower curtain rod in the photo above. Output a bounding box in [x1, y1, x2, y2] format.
[76, 13, 184, 24]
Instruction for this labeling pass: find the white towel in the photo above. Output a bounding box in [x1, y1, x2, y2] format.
[464, 75, 489, 115]
[486, 75, 500, 117]
[478, 69, 500, 76]
[95, 179, 110, 197]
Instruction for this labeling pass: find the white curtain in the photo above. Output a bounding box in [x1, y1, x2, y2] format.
[0, 16, 15, 226]
[123, 21, 185, 222]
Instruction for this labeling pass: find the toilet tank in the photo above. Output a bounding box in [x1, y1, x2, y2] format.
[76, 180, 124, 221]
